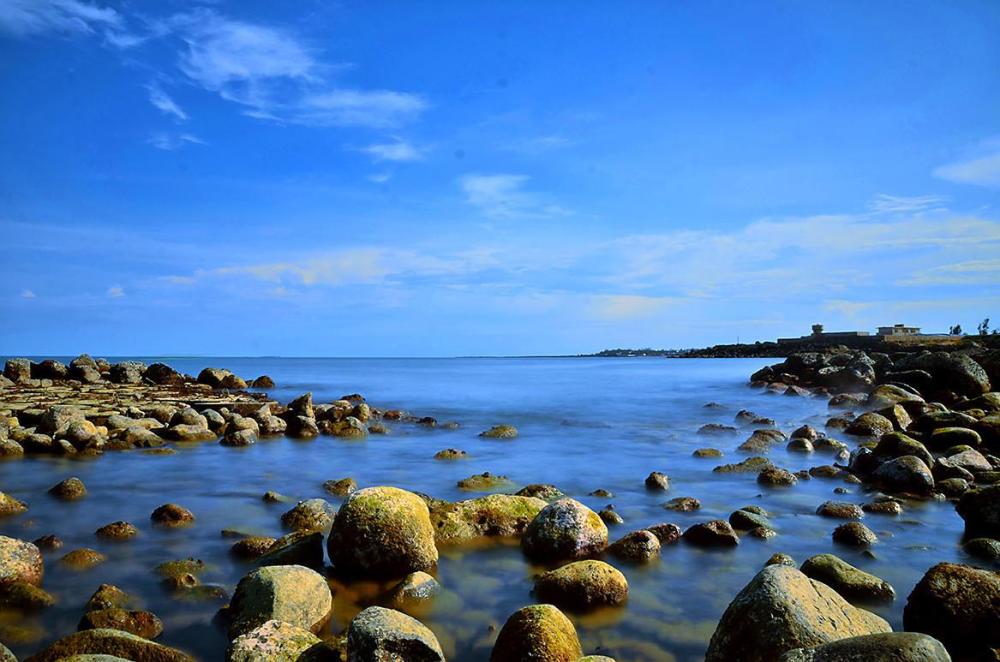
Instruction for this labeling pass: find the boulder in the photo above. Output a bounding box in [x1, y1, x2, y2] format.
[644, 471, 670, 490]
[903, 562, 999, 660]
[288, 393, 315, 419]
[109, 362, 145, 384]
[347, 606, 444, 662]
[0, 491, 28, 516]
[150, 503, 195, 527]
[385, 571, 442, 608]
[521, 498, 608, 562]
[0, 580, 55, 609]
[534, 560, 628, 610]
[799, 554, 895, 601]
[281, 499, 336, 532]
[78, 608, 163, 639]
[323, 477, 358, 497]
[704, 565, 891, 662]
[490, 604, 582, 662]
[895, 351, 990, 397]
[429, 494, 546, 544]
[3, 358, 31, 382]
[227, 619, 334, 662]
[683, 520, 739, 547]
[26, 629, 194, 661]
[85, 584, 129, 612]
[228, 564, 332, 638]
[0, 536, 43, 586]
[480, 424, 518, 439]
[956, 484, 1000, 536]
[607, 530, 660, 562]
[515, 484, 565, 501]
[250, 375, 275, 388]
[60, 548, 106, 570]
[845, 413, 894, 438]
[38, 405, 86, 436]
[816, 502, 863, 520]
[832, 522, 877, 546]
[328, 487, 438, 578]
[258, 532, 325, 570]
[779, 633, 951, 662]
[197, 367, 234, 388]
[758, 467, 798, 486]
[874, 456, 934, 494]
[230, 536, 277, 561]
[95, 522, 138, 541]
[144, 363, 183, 385]
[49, 477, 87, 501]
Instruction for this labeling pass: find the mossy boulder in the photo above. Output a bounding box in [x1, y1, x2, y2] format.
[228, 564, 332, 638]
[522, 498, 608, 563]
[534, 560, 628, 610]
[515, 484, 565, 501]
[328, 486, 438, 578]
[490, 604, 582, 662]
[230, 536, 277, 561]
[281, 499, 336, 532]
[227, 619, 336, 662]
[845, 413, 894, 438]
[683, 520, 739, 547]
[480, 424, 518, 439]
[347, 606, 444, 661]
[705, 565, 890, 662]
[25, 628, 194, 662]
[456, 472, 513, 491]
[49, 477, 87, 501]
[874, 455, 934, 494]
[799, 554, 895, 601]
[0, 581, 56, 609]
[430, 494, 546, 545]
[85, 584, 130, 612]
[0, 536, 43, 586]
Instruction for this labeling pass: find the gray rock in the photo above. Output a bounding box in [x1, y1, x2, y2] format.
[228, 565, 332, 638]
[347, 606, 444, 662]
[780, 632, 951, 661]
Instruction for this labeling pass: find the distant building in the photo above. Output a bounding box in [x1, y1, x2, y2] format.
[877, 323, 921, 336]
[777, 324, 870, 345]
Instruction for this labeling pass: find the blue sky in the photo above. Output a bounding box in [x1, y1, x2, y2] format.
[1, 0, 999, 356]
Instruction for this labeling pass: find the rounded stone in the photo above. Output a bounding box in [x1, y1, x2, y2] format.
[607, 530, 661, 563]
[0, 536, 44, 586]
[832, 522, 878, 547]
[228, 564, 333, 638]
[521, 498, 608, 563]
[490, 604, 582, 662]
[150, 504, 195, 527]
[281, 499, 336, 532]
[95, 522, 138, 541]
[534, 560, 628, 610]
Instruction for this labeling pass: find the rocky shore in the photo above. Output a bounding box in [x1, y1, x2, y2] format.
[1, 351, 999, 661]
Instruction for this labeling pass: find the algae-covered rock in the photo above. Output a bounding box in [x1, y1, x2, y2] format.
[456, 472, 512, 491]
[522, 498, 608, 563]
[347, 605, 444, 661]
[490, 604, 582, 662]
[328, 486, 438, 578]
[49, 476, 87, 500]
[956, 484, 1000, 537]
[78, 608, 163, 639]
[0, 581, 55, 609]
[94, 522, 138, 541]
[832, 522, 878, 546]
[227, 619, 336, 662]
[230, 536, 277, 561]
[0, 492, 28, 517]
[25, 628, 195, 662]
[0, 536, 43, 586]
[322, 477, 358, 497]
[429, 494, 546, 545]
[799, 554, 895, 601]
[150, 503, 195, 527]
[515, 484, 565, 501]
[60, 548, 106, 571]
[779, 632, 950, 662]
[534, 560, 628, 610]
[480, 424, 518, 439]
[281, 499, 336, 532]
[607, 530, 660, 562]
[85, 584, 130, 612]
[228, 564, 332, 638]
[705, 565, 891, 662]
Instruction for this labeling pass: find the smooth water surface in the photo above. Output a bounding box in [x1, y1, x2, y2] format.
[0, 358, 976, 661]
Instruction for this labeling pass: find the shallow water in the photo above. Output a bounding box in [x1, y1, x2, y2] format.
[0, 357, 977, 661]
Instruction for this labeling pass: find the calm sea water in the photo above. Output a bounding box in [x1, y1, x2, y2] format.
[0, 358, 974, 661]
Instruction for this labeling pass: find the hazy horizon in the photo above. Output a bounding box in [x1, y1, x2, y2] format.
[2, 1, 998, 356]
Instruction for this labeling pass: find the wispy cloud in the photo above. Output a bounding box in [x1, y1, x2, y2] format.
[107, 285, 124, 298]
[898, 258, 1000, 286]
[460, 174, 570, 219]
[360, 140, 422, 162]
[147, 132, 205, 151]
[934, 150, 1000, 188]
[146, 84, 187, 121]
[20, 289, 36, 299]
[0, 0, 121, 37]
[588, 294, 680, 320]
[368, 173, 392, 184]
[868, 194, 946, 213]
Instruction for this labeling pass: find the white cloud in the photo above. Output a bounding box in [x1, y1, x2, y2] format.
[20, 289, 36, 299]
[360, 140, 422, 162]
[107, 285, 124, 298]
[588, 294, 680, 320]
[0, 0, 121, 37]
[460, 174, 570, 219]
[368, 173, 392, 183]
[934, 150, 1000, 188]
[868, 194, 946, 213]
[899, 258, 1000, 286]
[147, 132, 205, 151]
[146, 84, 187, 121]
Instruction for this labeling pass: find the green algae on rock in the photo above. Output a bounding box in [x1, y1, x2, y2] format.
[534, 560, 628, 610]
[521, 498, 608, 563]
[429, 494, 546, 545]
[490, 604, 583, 662]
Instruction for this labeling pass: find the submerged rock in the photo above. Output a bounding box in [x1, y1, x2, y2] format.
[347, 606, 444, 662]
[60, 548, 106, 571]
[490, 604, 582, 662]
[228, 564, 332, 638]
[95, 522, 138, 541]
[521, 498, 608, 562]
[0, 492, 28, 517]
[515, 484, 565, 501]
[385, 571, 442, 608]
[328, 486, 438, 578]
[479, 424, 518, 439]
[534, 560, 628, 610]
[456, 472, 512, 491]
[433, 448, 467, 460]
[0, 581, 55, 610]
[705, 565, 890, 662]
[779, 632, 950, 662]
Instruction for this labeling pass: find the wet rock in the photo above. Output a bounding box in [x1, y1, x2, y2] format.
[832, 522, 877, 546]
[534, 559, 628, 610]
[873, 432, 934, 469]
[433, 448, 467, 460]
[95, 522, 138, 541]
[522, 498, 608, 562]
[480, 424, 518, 439]
[329, 486, 438, 578]
[663, 496, 701, 511]
[863, 500, 903, 516]
[845, 412, 894, 438]
[683, 520, 739, 547]
[150, 503, 195, 527]
[386, 571, 442, 607]
[758, 467, 798, 486]
[0, 439, 24, 457]
[945, 447, 991, 473]
[704, 565, 890, 662]
[800, 554, 895, 601]
[874, 455, 934, 494]
[787, 438, 814, 453]
[25, 628, 194, 662]
[699, 423, 737, 435]
[589, 488, 613, 498]
[323, 477, 358, 497]
[515, 484, 565, 501]
[457, 472, 512, 491]
[714, 456, 773, 473]
[809, 465, 843, 479]
[262, 491, 286, 503]
[32, 535, 62, 552]
[491, 604, 582, 662]
[79, 608, 163, 639]
[230, 536, 277, 561]
[0, 581, 55, 610]
[928, 427, 982, 450]
[607, 530, 660, 562]
[228, 564, 332, 638]
[895, 351, 990, 398]
[693, 448, 723, 458]
[85, 584, 130, 612]
[739, 428, 787, 452]
[60, 548, 106, 570]
[227, 619, 333, 662]
[730, 508, 773, 531]
[903, 562, 999, 660]
[165, 423, 216, 442]
[816, 501, 863, 519]
[644, 471, 670, 490]
[964, 537, 1000, 560]
[281, 499, 336, 532]
[348, 606, 444, 662]
[0, 492, 28, 517]
[220, 429, 256, 447]
[429, 494, 546, 544]
[937, 477, 969, 497]
[49, 477, 87, 501]
[767, 553, 797, 567]
[647, 523, 682, 545]
[599, 507, 624, 525]
[258, 531, 325, 569]
[779, 632, 950, 662]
